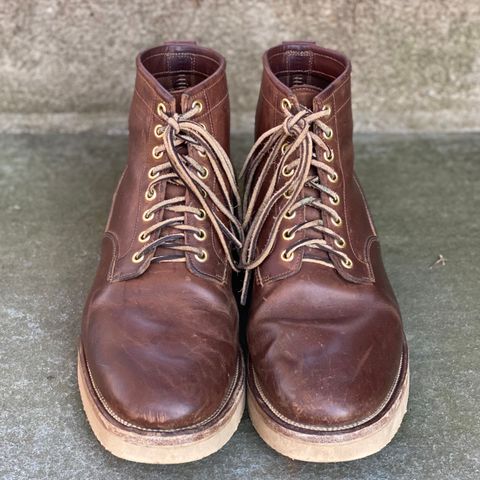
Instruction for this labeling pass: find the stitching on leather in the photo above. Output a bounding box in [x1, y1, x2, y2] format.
[105, 168, 127, 232]
[142, 52, 220, 68]
[194, 92, 228, 121]
[115, 165, 146, 263]
[259, 201, 306, 284]
[260, 88, 344, 122]
[342, 177, 376, 271]
[275, 68, 336, 81]
[332, 94, 368, 271]
[137, 67, 164, 99]
[354, 175, 377, 236]
[103, 232, 118, 282]
[290, 86, 322, 95]
[187, 255, 225, 283]
[192, 52, 196, 85]
[85, 355, 242, 433]
[339, 190, 369, 268]
[134, 85, 227, 123]
[333, 93, 352, 116]
[153, 70, 209, 79]
[194, 70, 226, 97]
[363, 236, 377, 280]
[316, 92, 367, 275]
[187, 87, 228, 281]
[255, 267, 264, 287]
[121, 89, 229, 283]
[208, 171, 228, 274]
[253, 352, 404, 432]
[307, 49, 313, 84]
[269, 50, 346, 69]
[204, 85, 215, 136]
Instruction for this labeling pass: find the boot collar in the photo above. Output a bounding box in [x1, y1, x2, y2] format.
[135, 41, 227, 116]
[261, 41, 351, 114]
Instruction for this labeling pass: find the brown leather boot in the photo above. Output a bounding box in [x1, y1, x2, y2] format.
[78, 42, 245, 464]
[241, 42, 409, 462]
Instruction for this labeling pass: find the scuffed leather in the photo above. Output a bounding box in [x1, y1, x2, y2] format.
[247, 42, 407, 429]
[81, 42, 240, 430]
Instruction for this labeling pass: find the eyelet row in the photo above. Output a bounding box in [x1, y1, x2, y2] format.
[193, 200, 207, 261]
[132, 101, 207, 265]
[320, 115, 346, 265]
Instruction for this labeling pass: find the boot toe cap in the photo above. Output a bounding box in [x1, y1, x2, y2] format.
[83, 304, 238, 431]
[249, 291, 404, 430]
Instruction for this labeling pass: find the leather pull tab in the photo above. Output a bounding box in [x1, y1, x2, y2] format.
[282, 40, 316, 46]
[164, 40, 197, 46]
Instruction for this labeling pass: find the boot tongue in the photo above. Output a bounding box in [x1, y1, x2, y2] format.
[290, 84, 330, 264]
[291, 84, 322, 110]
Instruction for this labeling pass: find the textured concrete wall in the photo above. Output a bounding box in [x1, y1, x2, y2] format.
[0, 0, 479, 133]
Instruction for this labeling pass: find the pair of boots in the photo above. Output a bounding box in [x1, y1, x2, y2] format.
[78, 41, 409, 464]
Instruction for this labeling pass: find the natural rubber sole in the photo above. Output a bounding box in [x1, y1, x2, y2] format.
[77, 347, 245, 464]
[248, 365, 409, 462]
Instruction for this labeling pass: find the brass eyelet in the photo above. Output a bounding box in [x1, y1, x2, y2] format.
[154, 124, 164, 138]
[148, 167, 160, 180]
[152, 146, 163, 159]
[281, 250, 294, 262]
[195, 209, 206, 220]
[157, 102, 166, 115]
[282, 165, 294, 178]
[199, 122, 207, 130]
[142, 210, 154, 222]
[323, 149, 334, 162]
[281, 142, 290, 154]
[197, 149, 207, 158]
[145, 188, 156, 201]
[329, 194, 340, 206]
[194, 229, 206, 241]
[284, 210, 296, 220]
[195, 250, 208, 262]
[332, 216, 342, 227]
[281, 98, 292, 110]
[198, 168, 209, 179]
[132, 252, 145, 263]
[328, 172, 338, 183]
[341, 257, 353, 269]
[322, 104, 332, 116]
[284, 189, 293, 199]
[323, 128, 334, 140]
[282, 228, 295, 241]
[335, 237, 346, 249]
[138, 231, 151, 243]
[192, 100, 203, 113]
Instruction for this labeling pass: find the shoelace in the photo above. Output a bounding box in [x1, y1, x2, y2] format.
[240, 99, 353, 303]
[132, 102, 243, 271]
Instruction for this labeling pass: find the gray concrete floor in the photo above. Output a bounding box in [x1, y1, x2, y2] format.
[1, 133, 479, 479]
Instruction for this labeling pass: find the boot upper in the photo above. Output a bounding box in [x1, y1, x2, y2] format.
[244, 42, 407, 430]
[81, 42, 242, 431]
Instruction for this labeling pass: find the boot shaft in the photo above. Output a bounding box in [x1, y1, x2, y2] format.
[105, 42, 240, 283]
[255, 41, 354, 172]
[130, 41, 230, 157]
[242, 41, 376, 287]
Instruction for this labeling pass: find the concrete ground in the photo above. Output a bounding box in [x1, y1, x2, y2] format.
[1, 132, 479, 479]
